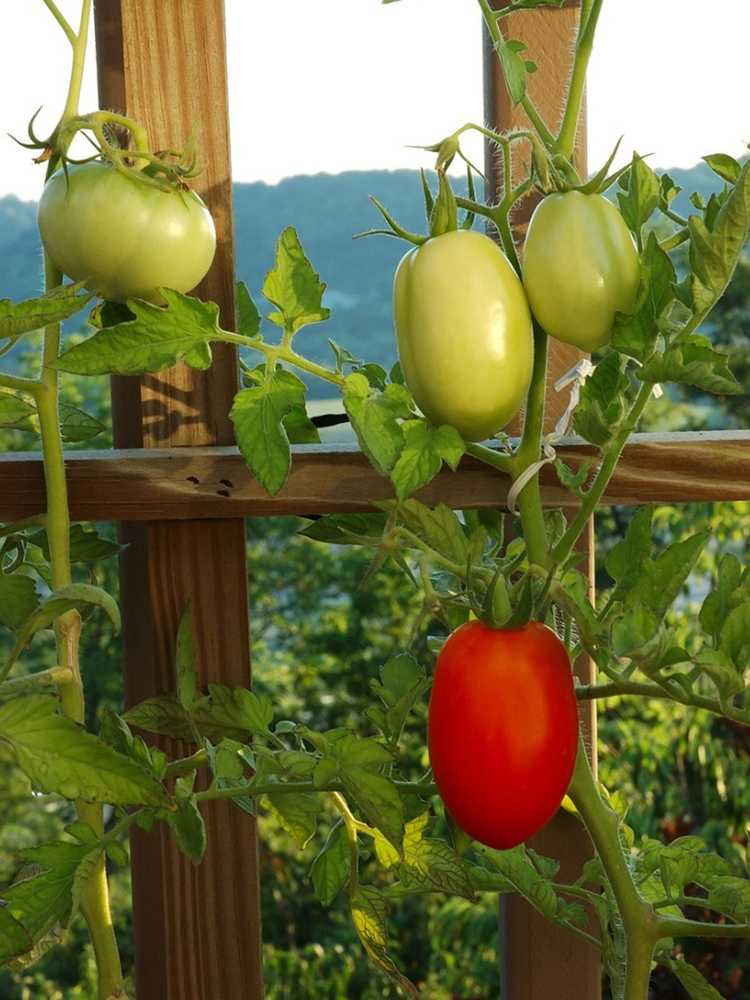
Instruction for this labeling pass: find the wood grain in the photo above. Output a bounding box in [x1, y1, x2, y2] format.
[93, 2, 263, 998]
[1, 430, 748, 522]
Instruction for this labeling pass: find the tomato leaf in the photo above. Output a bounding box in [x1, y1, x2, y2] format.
[0, 695, 168, 805]
[572, 353, 630, 447]
[54, 290, 219, 376]
[264, 790, 322, 848]
[341, 768, 405, 850]
[688, 159, 750, 322]
[311, 823, 351, 906]
[236, 280, 262, 338]
[299, 512, 388, 546]
[262, 226, 330, 335]
[604, 507, 653, 599]
[699, 553, 743, 643]
[231, 367, 310, 495]
[351, 885, 418, 996]
[343, 373, 410, 475]
[387, 499, 469, 568]
[719, 602, 750, 669]
[638, 334, 741, 396]
[0, 573, 39, 632]
[670, 959, 725, 1000]
[168, 797, 207, 863]
[390, 419, 465, 500]
[58, 403, 106, 443]
[0, 907, 33, 965]
[495, 38, 532, 106]
[611, 233, 675, 362]
[627, 531, 709, 619]
[124, 683, 273, 743]
[0, 283, 90, 341]
[617, 154, 660, 236]
[0, 391, 35, 432]
[399, 836, 474, 899]
[703, 153, 742, 185]
[27, 524, 122, 564]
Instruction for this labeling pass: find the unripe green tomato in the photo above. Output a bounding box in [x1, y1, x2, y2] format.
[522, 191, 640, 352]
[394, 229, 533, 441]
[38, 161, 216, 303]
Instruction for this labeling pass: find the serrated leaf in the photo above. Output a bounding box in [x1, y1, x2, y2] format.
[629, 531, 709, 619]
[58, 403, 106, 443]
[124, 684, 272, 743]
[28, 524, 122, 564]
[700, 553, 742, 642]
[495, 38, 531, 105]
[168, 797, 206, 863]
[671, 959, 725, 1000]
[6, 584, 120, 675]
[311, 824, 351, 905]
[478, 845, 558, 918]
[0, 284, 90, 340]
[720, 602, 750, 668]
[262, 227, 330, 334]
[611, 233, 674, 362]
[341, 767, 404, 849]
[299, 512, 388, 546]
[231, 367, 309, 495]
[392, 500, 469, 567]
[605, 507, 653, 597]
[0, 573, 39, 631]
[390, 419, 465, 500]
[0, 907, 33, 965]
[638, 335, 741, 396]
[236, 280, 261, 338]
[351, 885, 418, 996]
[611, 606, 659, 657]
[617, 154, 660, 235]
[265, 790, 321, 848]
[343, 374, 410, 475]
[399, 837, 474, 899]
[329, 734, 395, 770]
[0, 695, 167, 805]
[54, 290, 219, 375]
[572, 353, 630, 447]
[0, 391, 35, 432]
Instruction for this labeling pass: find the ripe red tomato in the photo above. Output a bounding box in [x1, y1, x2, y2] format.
[428, 620, 579, 850]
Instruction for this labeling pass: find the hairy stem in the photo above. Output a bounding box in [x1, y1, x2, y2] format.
[556, 0, 605, 159]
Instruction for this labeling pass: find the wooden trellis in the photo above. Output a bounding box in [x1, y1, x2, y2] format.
[1, 1, 743, 997]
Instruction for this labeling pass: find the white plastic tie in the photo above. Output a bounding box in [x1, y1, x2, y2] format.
[506, 358, 595, 516]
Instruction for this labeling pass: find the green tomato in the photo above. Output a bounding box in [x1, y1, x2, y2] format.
[522, 191, 640, 352]
[38, 161, 216, 303]
[394, 229, 533, 442]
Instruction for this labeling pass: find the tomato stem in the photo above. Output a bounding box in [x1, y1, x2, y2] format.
[41, 0, 77, 46]
[555, 0, 605, 159]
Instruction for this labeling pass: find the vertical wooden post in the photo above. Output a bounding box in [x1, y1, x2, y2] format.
[485, 5, 601, 997]
[93, 3, 264, 998]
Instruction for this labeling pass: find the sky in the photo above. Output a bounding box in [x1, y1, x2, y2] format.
[0, 0, 747, 202]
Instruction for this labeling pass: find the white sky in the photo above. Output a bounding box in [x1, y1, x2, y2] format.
[0, 0, 747, 202]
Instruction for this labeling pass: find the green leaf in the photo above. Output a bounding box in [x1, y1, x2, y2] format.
[236, 280, 262, 338]
[611, 233, 675, 362]
[124, 684, 273, 743]
[299, 512, 388, 546]
[343, 374, 410, 475]
[399, 837, 474, 899]
[604, 507, 653, 597]
[231, 367, 310, 495]
[638, 335, 741, 396]
[671, 959, 724, 1000]
[700, 553, 742, 642]
[694, 648, 744, 702]
[341, 768, 404, 849]
[703, 153, 742, 185]
[0, 573, 39, 631]
[311, 823, 351, 905]
[572, 353, 630, 447]
[168, 797, 207, 863]
[3, 838, 99, 944]
[391, 500, 469, 568]
[495, 38, 532, 105]
[478, 845, 558, 918]
[390, 419, 465, 500]
[0, 695, 167, 805]
[688, 159, 750, 320]
[629, 531, 709, 619]
[611, 606, 659, 657]
[262, 227, 330, 334]
[719, 602, 750, 668]
[0, 907, 33, 965]
[6, 584, 120, 675]
[351, 885, 418, 996]
[328, 734, 394, 770]
[0, 391, 35, 432]
[264, 790, 321, 848]
[28, 524, 122, 564]
[54, 290, 220, 375]
[175, 606, 197, 712]
[58, 403, 106, 443]
[617, 154, 660, 235]
[0, 283, 91, 340]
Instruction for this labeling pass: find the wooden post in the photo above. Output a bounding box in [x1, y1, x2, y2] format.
[93, 3, 264, 998]
[485, 5, 602, 997]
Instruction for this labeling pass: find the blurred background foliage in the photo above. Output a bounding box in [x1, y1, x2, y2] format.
[0, 236, 748, 999]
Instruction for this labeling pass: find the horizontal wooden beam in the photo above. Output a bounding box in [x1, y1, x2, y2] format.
[1, 430, 747, 522]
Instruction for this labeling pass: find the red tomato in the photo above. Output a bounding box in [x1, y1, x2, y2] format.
[427, 620, 579, 849]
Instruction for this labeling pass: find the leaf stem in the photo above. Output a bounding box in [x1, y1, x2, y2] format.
[42, 0, 76, 46]
[576, 678, 750, 728]
[555, 0, 604, 159]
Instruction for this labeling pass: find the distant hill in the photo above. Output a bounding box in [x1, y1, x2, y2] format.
[0, 163, 729, 398]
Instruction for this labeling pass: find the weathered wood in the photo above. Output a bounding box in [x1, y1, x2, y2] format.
[1, 430, 748, 522]
[93, 2, 263, 999]
[485, 3, 602, 997]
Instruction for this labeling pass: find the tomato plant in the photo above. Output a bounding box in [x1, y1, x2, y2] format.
[394, 229, 533, 441]
[428, 620, 578, 849]
[38, 161, 216, 303]
[1, 2, 749, 1000]
[522, 191, 641, 351]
